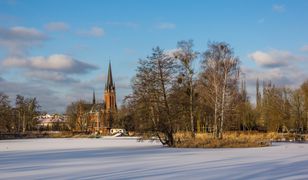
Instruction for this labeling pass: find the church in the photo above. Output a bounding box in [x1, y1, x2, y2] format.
[76, 62, 117, 135]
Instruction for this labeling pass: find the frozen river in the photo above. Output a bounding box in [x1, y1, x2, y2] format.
[1, 138, 308, 179]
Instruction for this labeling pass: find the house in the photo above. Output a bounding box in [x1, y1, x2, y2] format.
[36, 114, 67, 130]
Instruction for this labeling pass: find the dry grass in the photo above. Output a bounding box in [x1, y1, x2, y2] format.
[48, 132, 74, 138]
[48, 132, 99, 138]
[174, 131, 308, 148]
[48, 132, 103, 138]
[174, 132, 272, 148]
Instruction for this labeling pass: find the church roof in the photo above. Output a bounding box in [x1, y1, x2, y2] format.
[89, 103, 104, 113]
[105, 62, 115, 91]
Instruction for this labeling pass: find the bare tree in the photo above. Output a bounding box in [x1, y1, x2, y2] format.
[201, 42, 240, 139]
[0, 92, 12, 132]
[130, 47, 179, 146]
[301, 80, 308, 131]
[174, 40, 198, 136]
[261, 83, 287, 132]
[290, 89, 305, 133]
[15, 95, 40, 132]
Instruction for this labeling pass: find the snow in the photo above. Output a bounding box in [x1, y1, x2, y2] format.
[1, 138, 308, 180]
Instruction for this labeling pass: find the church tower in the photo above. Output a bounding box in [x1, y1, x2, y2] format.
[104, 62, 117, 111]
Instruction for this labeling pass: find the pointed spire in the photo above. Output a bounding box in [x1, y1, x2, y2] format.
[106, 61, 114, 91]
[256, 78, 260, 107]
[92, 90, 96, 104]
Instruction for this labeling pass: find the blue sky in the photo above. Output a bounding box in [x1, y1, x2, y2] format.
[0, 0, 308, 113]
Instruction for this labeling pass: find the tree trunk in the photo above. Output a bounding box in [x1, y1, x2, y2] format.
[22, 112, 26, 133]
[219, 71, 227, 139]
[158, 59, 174, 146]
[213, 83, 219, 138]
[189, 75, 195, 137]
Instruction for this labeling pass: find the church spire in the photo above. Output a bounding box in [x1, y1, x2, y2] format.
[104, 61, 117, 112]
[92, 90, 96, 104]
[105, 61, 114, 91]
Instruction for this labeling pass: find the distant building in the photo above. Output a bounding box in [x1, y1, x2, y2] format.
[36, 114, 67, 130]
[76, 62, 117, 134]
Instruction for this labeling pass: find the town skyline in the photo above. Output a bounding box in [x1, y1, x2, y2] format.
[1, 0, 308, 113]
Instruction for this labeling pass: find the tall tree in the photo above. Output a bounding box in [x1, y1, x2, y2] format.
[0, 92, 12, 132]
[130, 47, 179, 146]
[301, 80, 308, 131]
[174, 40, 198, 136]
[262, 83, 285, 132]
[235, 80, 257, 131]
[66, 101, 79, 131]
[15, 95, 40, 132]
[256, 78, 261, 108]
[290, 89, 305, 132]
[255, 78, 266, 129]
[15, 95, 26, 132]
[200, 42, 240, 139]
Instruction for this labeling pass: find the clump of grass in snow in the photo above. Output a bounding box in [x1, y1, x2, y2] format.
[48, 132, 74, 138]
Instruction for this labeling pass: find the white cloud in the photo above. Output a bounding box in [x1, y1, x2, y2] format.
[2, 54, 98, 74]
[249, 49, 300, 68]
[44, 22, 69, 31]
[0, 26, 47, 56]
[156, 22, 176, 30]
[77, 26, 105, 37]
[26, 70, 79, 83]
[9, 26, 43, 37]
[31, 55, 74, 70]
[2, 56, 27, 67]
[273, 4, 285, 12]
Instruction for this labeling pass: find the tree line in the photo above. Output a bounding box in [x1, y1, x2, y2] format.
[117, 40, 308, 147]
[2, 40, 307, 146]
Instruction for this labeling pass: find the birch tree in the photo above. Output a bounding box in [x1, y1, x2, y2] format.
[201, 42, 240, 139]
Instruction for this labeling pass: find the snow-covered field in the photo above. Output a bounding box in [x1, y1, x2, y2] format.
[1, 138, 308, 180]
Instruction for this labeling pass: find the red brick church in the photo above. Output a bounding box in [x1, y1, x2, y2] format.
[76, 62, 117, 134]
